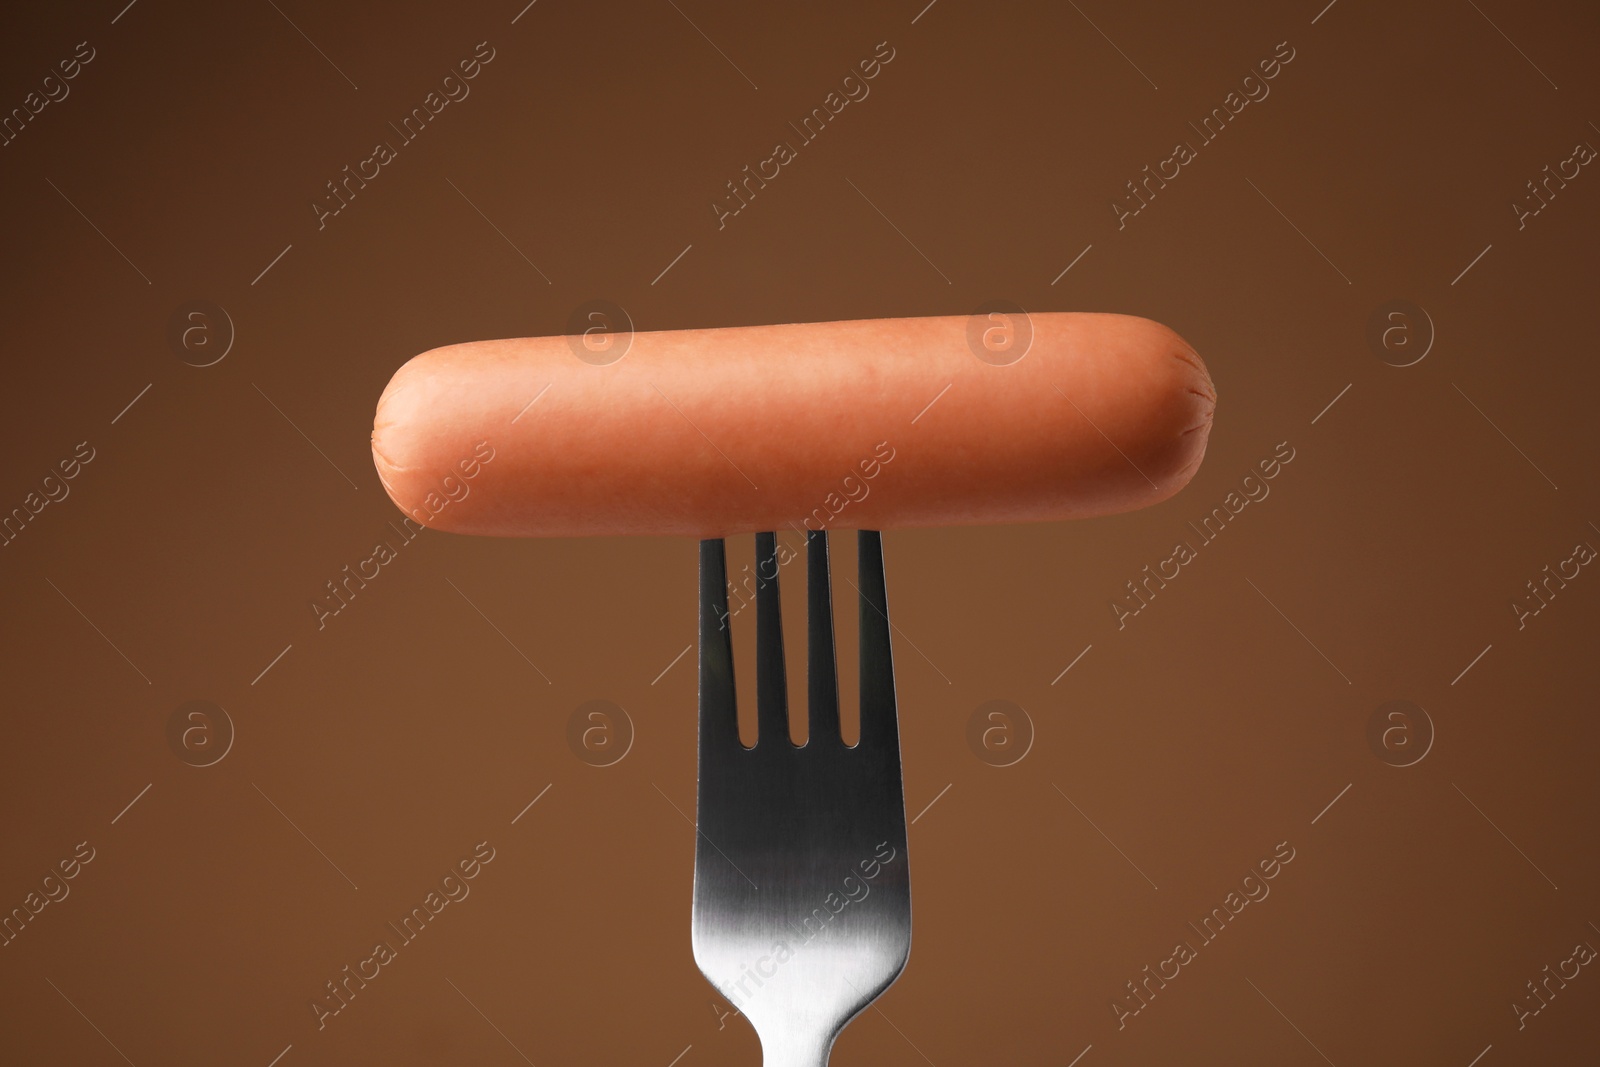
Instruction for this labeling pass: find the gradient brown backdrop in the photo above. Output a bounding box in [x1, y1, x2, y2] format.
[3, 0, 1598, 1064]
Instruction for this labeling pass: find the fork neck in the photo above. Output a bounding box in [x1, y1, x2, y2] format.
[761, 1035, 833, 1067]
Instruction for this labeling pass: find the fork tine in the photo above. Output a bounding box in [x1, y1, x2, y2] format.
[754, 532, 789, 746]
[857, 530, 900, 752]
[698, 538, 740, 751]
[807, 530, 842, 747]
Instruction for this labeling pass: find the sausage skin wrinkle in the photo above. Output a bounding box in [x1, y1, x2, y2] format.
[371, 313, 1215, 538]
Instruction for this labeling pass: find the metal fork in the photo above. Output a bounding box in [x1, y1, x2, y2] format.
[693, 529, 912, 1067]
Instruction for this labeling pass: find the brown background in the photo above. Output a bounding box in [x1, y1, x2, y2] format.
[2, 0, 1598, 1063]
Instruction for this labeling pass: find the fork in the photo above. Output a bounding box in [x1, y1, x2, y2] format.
[693, 529, 912, 1067]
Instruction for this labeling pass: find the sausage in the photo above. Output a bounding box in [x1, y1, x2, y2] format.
[370, 312, 1215, 538]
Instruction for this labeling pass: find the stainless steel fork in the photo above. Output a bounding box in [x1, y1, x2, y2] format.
[693, 530, 912, 1067]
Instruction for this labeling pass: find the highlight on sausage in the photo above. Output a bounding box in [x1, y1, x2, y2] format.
[370, 312, 1215, 538]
